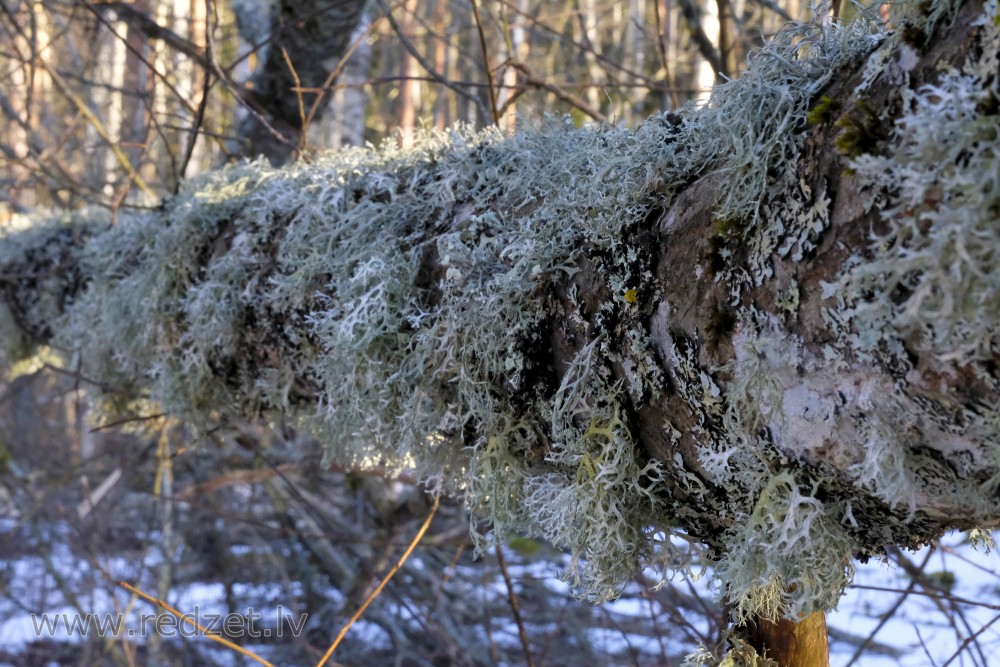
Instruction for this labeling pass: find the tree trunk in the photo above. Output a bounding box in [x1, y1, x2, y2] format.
[396, 0, 421, 149]
[97, 0, 368, 164]
[0, 1, 996, 662]
[232, 0, 368, 162]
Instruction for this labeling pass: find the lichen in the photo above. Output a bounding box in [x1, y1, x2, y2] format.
[689, 10, 879, 227]
[714, 471, 854, 622]
[840, 18, 1000, 364]
[0, 301, 33, 374]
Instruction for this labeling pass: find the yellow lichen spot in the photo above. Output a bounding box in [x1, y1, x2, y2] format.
[575, 451, 600, 484]
[624, 288, 638, 304]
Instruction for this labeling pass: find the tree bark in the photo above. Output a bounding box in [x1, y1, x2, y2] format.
[232, 0, 368, 163]
[0, 1, 996, 662]
[98, 0, 368, 163]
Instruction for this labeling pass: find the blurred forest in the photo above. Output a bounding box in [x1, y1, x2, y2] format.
[1, 0, 999, 665]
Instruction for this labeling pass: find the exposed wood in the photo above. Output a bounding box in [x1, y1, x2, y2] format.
[750, 611, 831, 667]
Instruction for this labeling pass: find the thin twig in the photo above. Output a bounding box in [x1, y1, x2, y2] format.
[281, 46, 307, 155]
[498, 0, 658, 89]
[301, 11, 388, 146]
[89, 412, 166, 433]
[676, 0, 725, 78]
[33, 54, 156, 200]
[511, 62, 607, 123]
[89, 0, 285, 152]
[914, 624, 937, 666]
[176, 0, 216, 187]
[91, 0, 208, 66]
[315, 494, 440, 667]
[935, 539, 1000, 580]
[889, 545, 990, 666]
[848, 584, 1000, 611]
[845, 549, 932, 666]
[118, 581, 275, 667]
[293, 75, 679, 94]
[755, 0, 794, 22]
[375, 0, 485, 116]
[427, 544, 465, 617]
[652, 0, 681, 109]
[470, 0, 501, 127]
[78, 0, 230, 158]
[495, 544, 535, 667]
[942, 614, 1000, 667]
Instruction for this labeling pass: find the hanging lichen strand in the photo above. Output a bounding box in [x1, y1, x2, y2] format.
[1, 0, 998, 624]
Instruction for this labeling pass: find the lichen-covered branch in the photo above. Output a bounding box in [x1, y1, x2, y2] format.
[1, 0, 998, 628]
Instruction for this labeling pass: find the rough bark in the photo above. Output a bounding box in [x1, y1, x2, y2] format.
[1, 0, 997, 662]
[233, 0, 367, 163]
[100, 0, 368, 163]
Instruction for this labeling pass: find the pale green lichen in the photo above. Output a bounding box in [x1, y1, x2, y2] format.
[969, 527, 996, 553]
[714, 471, 854, 622]
[682, 638, 780, 667]
[691, 11, 880, 226]
[842, 25, 1000, 363]
[36, 121, 699, 600]
[0, 301, 33, 374]
[803, 0, 1000, 543]
[686, 313, 856, 619]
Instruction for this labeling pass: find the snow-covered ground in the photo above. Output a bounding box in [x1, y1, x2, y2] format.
[1, 521, 997, 666]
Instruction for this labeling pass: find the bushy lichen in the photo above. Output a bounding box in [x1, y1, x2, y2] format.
[26, 121, 702, 600]
[689, 11, 880, 227]
[804, 0, 1000, 542]
[715, 471, 854, 622]
[682, 638, 780, 667]
[0, 301, 33, 373]
[842, 25, 1000, 364]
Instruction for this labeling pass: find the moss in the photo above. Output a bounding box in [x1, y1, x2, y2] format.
[806, 95, 841, 126]
[714, 217, 745, 239]
[833, 100, 883, 158]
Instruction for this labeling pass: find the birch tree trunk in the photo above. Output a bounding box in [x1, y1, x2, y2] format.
[396, 0, 421, 149]
[232, 0, 367, 162]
